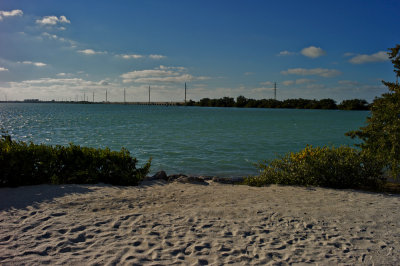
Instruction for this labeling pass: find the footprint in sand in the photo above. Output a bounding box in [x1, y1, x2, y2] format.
[70, 225, 86, 233]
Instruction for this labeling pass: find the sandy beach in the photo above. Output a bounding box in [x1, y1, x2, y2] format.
[1, 180, 399, 265]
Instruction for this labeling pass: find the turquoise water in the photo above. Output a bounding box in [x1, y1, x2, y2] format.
[0, 103, 367, 177]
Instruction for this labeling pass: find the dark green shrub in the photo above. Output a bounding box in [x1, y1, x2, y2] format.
[244, 145, 384, 189]
[0, 135, 151, 187]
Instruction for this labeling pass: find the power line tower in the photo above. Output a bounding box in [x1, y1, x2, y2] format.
[124, 88, 126, 104]
[274, 82, 277, 100]
[93, 92, 94, 103]
[106, 90, 108, 102]
[185, 82, 187, 103]
[148, 85, 151, 103]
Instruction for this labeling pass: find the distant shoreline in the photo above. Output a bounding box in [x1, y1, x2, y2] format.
[0, 98, 371, 111]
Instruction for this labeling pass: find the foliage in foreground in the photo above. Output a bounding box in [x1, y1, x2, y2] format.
[243, 145, 384, 189]
[0, 135, 151, 187]
[347, 44, 400, 178]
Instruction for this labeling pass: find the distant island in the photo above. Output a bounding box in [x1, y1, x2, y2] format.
[0, 96, 370, 110]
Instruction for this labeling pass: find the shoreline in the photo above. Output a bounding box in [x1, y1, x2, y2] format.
[1, 180, 400, 264]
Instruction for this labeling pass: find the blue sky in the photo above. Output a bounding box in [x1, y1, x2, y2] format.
[0, 0, 398, 102]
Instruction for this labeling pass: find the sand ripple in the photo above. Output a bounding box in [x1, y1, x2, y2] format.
[1, 181, 400, 265]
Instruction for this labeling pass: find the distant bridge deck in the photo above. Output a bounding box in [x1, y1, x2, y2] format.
[112, 102, 186, 106]
[0, 101, 187, 106]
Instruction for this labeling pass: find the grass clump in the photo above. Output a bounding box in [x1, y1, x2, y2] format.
[0, 134, 151, 187]
[244, 145, 384, 189]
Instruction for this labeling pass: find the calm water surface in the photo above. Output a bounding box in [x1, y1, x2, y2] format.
[0, 103, 367, 177]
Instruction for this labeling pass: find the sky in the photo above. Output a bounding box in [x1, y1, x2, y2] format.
[0, 0, 399, 102]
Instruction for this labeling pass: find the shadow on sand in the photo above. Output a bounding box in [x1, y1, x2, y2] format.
[0, 184, 95, 210]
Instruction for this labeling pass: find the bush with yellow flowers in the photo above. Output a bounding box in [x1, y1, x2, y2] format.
[244, 145, 384, 189]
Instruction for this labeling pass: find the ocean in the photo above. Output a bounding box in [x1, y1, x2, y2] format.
[0, 103, 367, 177]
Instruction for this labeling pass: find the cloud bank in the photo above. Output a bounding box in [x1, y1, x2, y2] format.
[349, 51, 388, 64]
[78, 49, 107, 55]
[281, 68, 341, 78]
[121, 66, 207, 84]
[149, 54, 166, 59]
[0, 9, 23, 21]
[120, 54, 143, 59]
[36, 15, 71, 26]
[21, 61, 47, 67]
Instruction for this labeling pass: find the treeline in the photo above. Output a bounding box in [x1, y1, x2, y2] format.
[185, 96, 370, 110]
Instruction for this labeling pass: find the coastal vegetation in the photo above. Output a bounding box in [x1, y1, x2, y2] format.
[243, 145, 384, 189]
[186, 97, 370, 110]
[0, 134, 151, 187]
[245, 45, 400, 189]
[347, 44, 400, 178]
[1, 45, 398, 191]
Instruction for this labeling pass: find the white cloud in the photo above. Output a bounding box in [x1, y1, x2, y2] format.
[149, 54, 166, 59]
[120, 54, 143, 59]
[12, 78, 88, 86]
[133, 74, 194, 84]
[8, 78, 113, 90]
[338, 80, 360, 86]
[295, 78, 314, 84]
[99, 80, 109, 86]
[78, 49, 107, 55]
[21, 61, 47, 67]
[159, 65, 186, 71]
[56, 73, 75, 77]
[41, 32, 76, 47]
[42, 32, 59, 40]
[277, 50, 295, 56]
[282, 79, 313, 86]
[260, 81, 273, 86]
[301, 46, 326, 58]
[0, 9, 23, 21]
[244, 72, 254, 76]
[121, 66, 206, 84]
[0, 67, 9, 72]
[348, 51, 389, 64]
[36, 15, 71, 26]
[59, 16, 70, 23]
[252, 87, 274, 93]
[282, 80, 294, 86]
[281, 68, 341, 78]
[117, 54, 167, 60]
[121, 70, 175, 80]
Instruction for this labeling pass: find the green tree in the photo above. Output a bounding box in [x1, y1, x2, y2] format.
[318, 98, 337, 109]
[199, 98, 211, 106]
[338, 99, 369, 110]
[347, 44, 400, 177]
[235, 95, 248, 107]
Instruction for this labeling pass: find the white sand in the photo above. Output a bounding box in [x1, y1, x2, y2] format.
[1, 180, 399, 265]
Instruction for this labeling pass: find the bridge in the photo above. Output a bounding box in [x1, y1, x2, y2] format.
[109, 101, 186, 106]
